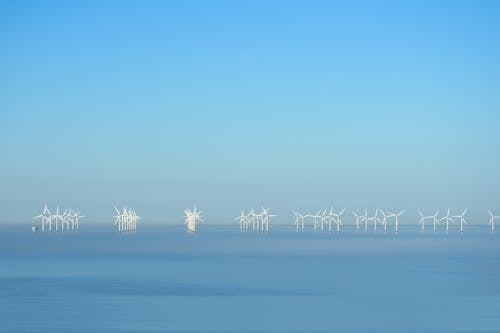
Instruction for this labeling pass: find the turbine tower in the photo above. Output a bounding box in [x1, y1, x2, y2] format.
[368, 209, 380, 232]
[236, 211, 247, 231]
[293, 211, 305, 232]
[260, 207, 276, 232]
[388, 210, 405, 234]
[33, 204, 52, 232]
[352, 211, 361, 232]
[379, 210, 388, 233]
[362, 209, 369, 232]
[418, 210, 425, 232]
[332, 208, 346, 233]
[452, 209, 467, 234]
[440, 208, 454, 234]
[488, 210, 499, 233]
[184, 205, 203, 233]
[433, 210, 440, 233]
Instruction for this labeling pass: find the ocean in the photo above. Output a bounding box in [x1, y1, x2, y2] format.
[1, 224, 499, 333]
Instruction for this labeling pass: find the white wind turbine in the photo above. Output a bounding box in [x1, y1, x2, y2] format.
[352, 211, 361, 232]
[260, 207, 276, 232]
[122, 206, 130, 231]
[388, 210, 405, 234]
[113, 206, 125, 232]
[293, 211, 305, 232]
[432, 210, 440, 233]
[236, 211, 247, 231]
[440, 208, 455, 234]
[368, 209, 380, 232]
[33, 204, 52, 232]
[130, 208, 140, 231]
[52, 205, 62, 232]
[418, 210, 426, 232]
[185, 205, 203, 233]
[452, 209, 467, 234]
[249, 209, 257, 231]
[319, 208, 328, 232]
[72, 210, 84, 231]
[379, 210, 388, 233]
[309, 210, 322, 231]
[332, 208, 346, 233]
[362, 209, 369, 232]
[61, 208, 70, 231]
[488, 210, 499, 233]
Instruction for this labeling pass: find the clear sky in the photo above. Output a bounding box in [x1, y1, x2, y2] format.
[1, 0, 499, 224]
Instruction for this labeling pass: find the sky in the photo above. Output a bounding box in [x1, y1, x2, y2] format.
[1, 0, 499, 225]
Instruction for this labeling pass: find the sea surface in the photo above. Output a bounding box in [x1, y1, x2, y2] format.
[1, 224, 499, 333]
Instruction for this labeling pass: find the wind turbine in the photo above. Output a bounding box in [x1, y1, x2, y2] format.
[488, 210, 499, 233]
[113, 206, 123, 232]
[319, 208, 328, 232]
[122, 206, 130, 231]
[53, 205, 62, 232]
[236, 211, 247, 231]
[61, 208, 70, 231]
[72, 210, 84, 231]
[293, 211, 305, 231]
[388, 210, 405, 234]
[432, 210, 440, 233]
[309, 210, 322, 231]
[379, 210, 388, 233]
[259, 207, 276, 232]
[352, 211, 361, 232]
[362, 209, 369, 232]
[33, 204, 51, 232]
[249, 209, 257, 231]
[452, 209, 467, 234]
[332, 208, 345, 233]
[368, 209, 380, 232]
[418, 210, 425, 232]
[184, 205, 203, 233]
[440, 208, 454, 234]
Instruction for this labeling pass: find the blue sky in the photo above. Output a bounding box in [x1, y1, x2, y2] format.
[1, 0, 499, 224]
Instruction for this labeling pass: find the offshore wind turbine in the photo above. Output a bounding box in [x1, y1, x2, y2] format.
[440, 208, 455, 234]
[113, 206, 122, 231]
[308, 210, 322, 231]
[250, 209, 257, 231]
[61, 208, 70, 231]
[379, 210, 388, 233]
[418, 210, 425, 232]
[72, 210, 84, 231]
[488, 210, 499, 233]
[352, 211, 361, 232]
[293, 211, 305, 231]
[236, 211, 247, 231]
[452, 209, 467, 234]
[122, 206, 130, 231]
[362, 209, 369, 232]
[184, 205, 203, 233]
[368, 209, 380, 232]
[33, 204, 51, 232]
[388, 210, 405, 234]
[53, 205, 62, 231]
[260, 207, 276, 232]
[332, 208, 346, 233]
[432, 210, 440, 233]
[320, 208, 328, 232]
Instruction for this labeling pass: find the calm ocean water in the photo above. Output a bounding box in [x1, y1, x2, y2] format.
[1, 224, 499, 333]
